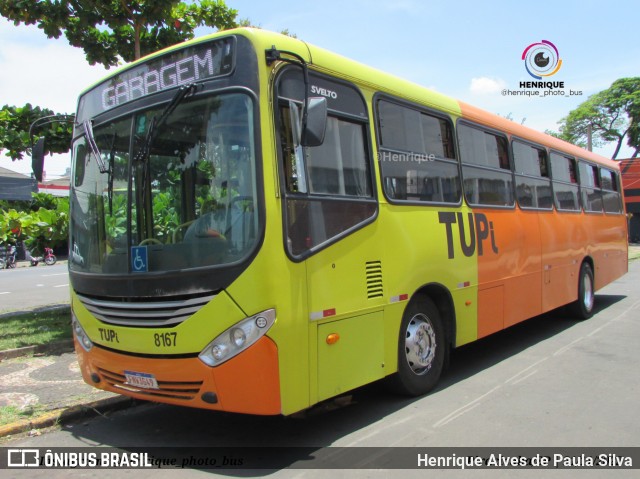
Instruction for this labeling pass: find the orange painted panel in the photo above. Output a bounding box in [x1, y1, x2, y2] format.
[475, 208, 542, 328]
[477, 285, 504, 338]
[539, 212, 585, 311]
[75, 336, 281, 415]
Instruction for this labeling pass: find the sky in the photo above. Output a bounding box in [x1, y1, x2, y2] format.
[1, 0, 638, 177]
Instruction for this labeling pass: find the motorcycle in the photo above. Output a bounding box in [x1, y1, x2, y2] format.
[29, 247, 57, 266]
[43, 247, 57, 266]
[1, 246, 17, 269]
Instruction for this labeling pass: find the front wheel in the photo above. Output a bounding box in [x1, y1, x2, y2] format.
[44, 255, 57, 266]
[570, 262, 595, 320]
[387, 297, 447, 396]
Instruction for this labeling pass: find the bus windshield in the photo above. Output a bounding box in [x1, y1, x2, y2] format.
[69, 92, 259, 274]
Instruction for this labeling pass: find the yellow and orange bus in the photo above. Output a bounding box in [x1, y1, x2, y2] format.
[64, 28, 627, 415]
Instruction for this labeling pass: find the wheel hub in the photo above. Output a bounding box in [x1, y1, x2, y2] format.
[405, 313, 436, 374]
[583, 272, 594, 311]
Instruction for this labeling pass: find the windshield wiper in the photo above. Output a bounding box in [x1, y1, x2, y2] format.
[134, 83, 198, 164]
[133, 83, 198, 241]
[107, 132, 117, 215]
[83, 120, 108, 173]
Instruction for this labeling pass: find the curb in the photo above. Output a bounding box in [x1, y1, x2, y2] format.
[0, 396, 138, 438]
[0, 304, 70, 320]
[0, 339, 74, 361]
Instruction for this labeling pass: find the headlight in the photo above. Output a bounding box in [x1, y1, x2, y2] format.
[71, 310, 93, 352]
[199, 309, 276, 367]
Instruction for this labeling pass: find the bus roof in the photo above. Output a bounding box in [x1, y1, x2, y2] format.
[80, 27, 617, 170]
[243, 28, 619, 170]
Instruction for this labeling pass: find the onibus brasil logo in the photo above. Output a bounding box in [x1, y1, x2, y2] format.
[521, 40, 562, 79]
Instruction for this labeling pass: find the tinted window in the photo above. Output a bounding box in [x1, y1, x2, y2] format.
[550, 152, 580, 211]
[512, 140, 552, 209]
[458, 124, 510, 170]
[377, 99, 460, 204]
[278, 70, 376, 258]
[600, 167, 622, 213]
[578, 161, 603, 212]
[458, 123, 513, 207]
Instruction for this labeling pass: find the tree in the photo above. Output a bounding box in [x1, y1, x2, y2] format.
[0, 104, 73, 160]
[551, 77, 640, 159]
[0, 193, 69, 253]
[0, 0, 239, 68]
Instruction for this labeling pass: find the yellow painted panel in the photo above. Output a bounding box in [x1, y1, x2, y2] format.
[317, 312, 385, 401]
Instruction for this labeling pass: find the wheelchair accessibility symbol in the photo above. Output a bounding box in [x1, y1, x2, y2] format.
[131, 246, 148, 273]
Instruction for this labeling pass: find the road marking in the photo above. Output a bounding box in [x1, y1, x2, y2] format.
[41, 273, 68, 277]
[433, 385, 502, 428]
[505, 357, 548, 384]
[54, 284, 69, 288]
[434, 402, 483, 429]
[553, 337, 584, 356]
[0, 291, 10, 295]
[508, 369, 538, 385]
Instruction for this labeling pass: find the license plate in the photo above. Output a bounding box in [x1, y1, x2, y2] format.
[124, 370, 159, 389]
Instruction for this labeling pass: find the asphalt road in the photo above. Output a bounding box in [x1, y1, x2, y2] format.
[0, 263, 69, 313]
[2, 261, 639, 478]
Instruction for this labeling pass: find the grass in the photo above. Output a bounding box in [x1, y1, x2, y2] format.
[0, 404, 48, 427]
[0, 307, 72, 351]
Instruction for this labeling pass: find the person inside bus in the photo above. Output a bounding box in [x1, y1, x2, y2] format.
[184, 198, 227, 241]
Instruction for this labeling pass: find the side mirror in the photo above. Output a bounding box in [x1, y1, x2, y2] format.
[32, 137, 46, 182]
[301, 97, 327, 147]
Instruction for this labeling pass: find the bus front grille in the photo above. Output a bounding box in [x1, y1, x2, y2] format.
[97, 367, 203, 401]
[76, 292, 216, 328]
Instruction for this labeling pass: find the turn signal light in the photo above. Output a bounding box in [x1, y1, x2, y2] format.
[326, 333, 340, 345]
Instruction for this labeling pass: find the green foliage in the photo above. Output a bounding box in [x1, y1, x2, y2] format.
[0, 307, 72, 350]
[552, 77, 640, 159]
[0, 193, 69, 253]
[0, 103, 73, 160]
[0, 0, 239, 68]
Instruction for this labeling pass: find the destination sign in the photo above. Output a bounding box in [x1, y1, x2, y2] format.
[77, 37, 235, 121]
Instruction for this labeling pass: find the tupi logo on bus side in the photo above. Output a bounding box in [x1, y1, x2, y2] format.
[438, 212, 499, 259]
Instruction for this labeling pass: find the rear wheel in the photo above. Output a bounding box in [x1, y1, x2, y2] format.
[570, 262, 595, 320]
[387, 297, 446, 396]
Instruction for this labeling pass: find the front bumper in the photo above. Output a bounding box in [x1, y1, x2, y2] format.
[74, 336, 281, 415]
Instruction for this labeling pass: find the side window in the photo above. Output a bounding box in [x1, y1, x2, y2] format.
[578, 160, 603, 212]
[277, 70, 376, 259]
[512, 140, 552, 210]
[73, 142, 87, 187]
[377, 99, 461, 204]
[549, 152, 580, 211]
[600, 168, 622, 214]
[307, 117, 372, 197]
[458, 123, 514, 207]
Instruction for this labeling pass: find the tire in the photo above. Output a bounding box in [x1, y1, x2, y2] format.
[570, 262, 595, 320]
[387, 297, 447, 396]
[44, 255, 57, 266]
